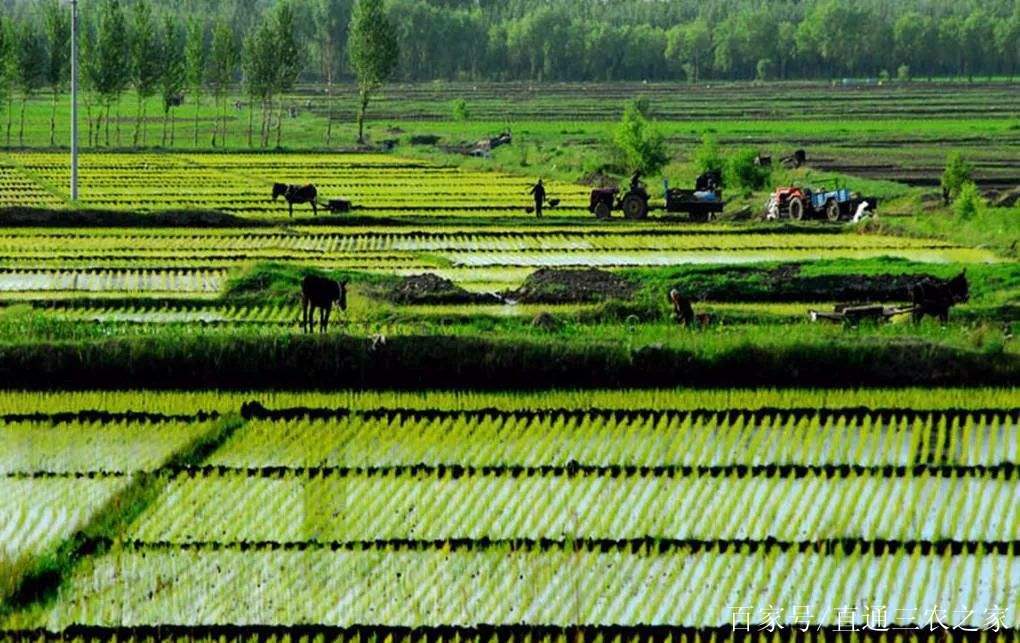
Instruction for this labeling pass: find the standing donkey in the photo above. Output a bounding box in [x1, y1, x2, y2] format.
[301, 275, 349, 333]
[272, 183, 319, 217]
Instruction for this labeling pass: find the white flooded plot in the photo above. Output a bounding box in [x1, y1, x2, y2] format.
[0, 478, 132, 601]
[0, 421, 211, 474]
[11, 548, 1016, 628]
[123, 472, 1018, 543]
[445, 247, 1004, 267]
[0, 269, 227, 293]
[205, 415, 1020, 469]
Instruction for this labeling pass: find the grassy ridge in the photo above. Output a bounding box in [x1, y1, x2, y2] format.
[0, 332, 1013, 389]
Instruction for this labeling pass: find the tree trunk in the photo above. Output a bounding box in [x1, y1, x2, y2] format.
[162, 105, 169, 147]
[85, 99, 93, 147]
[357, 88, 369, 144]
[6, 95, 12, 147]
[247, 95, 254, 147]
[170, 108, 176, 147]
[105, 101, 111, 147]
[133, 95, 142, 148]
[19, 97, 26, 147]
[193, 91, 200, 147]
[210, 96, 217, 147]
[50, 90, 58, 147]
[325, 75, 334, 147]
[276, 102, 283, 148]
[222, 97, 228, 148]
[115, 97, 122, 147]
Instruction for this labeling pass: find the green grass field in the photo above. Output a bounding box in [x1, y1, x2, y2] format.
[0, 81, 1017, 640]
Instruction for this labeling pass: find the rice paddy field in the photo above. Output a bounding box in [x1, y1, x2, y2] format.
[0, 81, 1018, 641]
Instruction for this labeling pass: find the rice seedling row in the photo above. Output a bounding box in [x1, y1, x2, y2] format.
[124, 468, 1016, 543]
[0, 389, 1011, 416]
[7, 546, 1014, 628]
[204, 413, 1019, 470]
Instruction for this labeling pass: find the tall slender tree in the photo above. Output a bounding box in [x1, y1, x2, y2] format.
[184, 17, 206, 147]
[130, 0, 160, 147]
[13, 18, 47, 147]
[160, 15, 186, 147]
[42, 0, 70, 147]
[316, 0, 352, 146]
[242, 20, 273, 147]
[348, 0, 397, 144]
[271, 1, 302, 148]
[206, 20, 237, 147]
[0, 15, 15, 148]
[95, 0, 129, 146]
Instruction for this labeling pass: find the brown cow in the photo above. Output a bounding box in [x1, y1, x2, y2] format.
[301, 275, 348, 333]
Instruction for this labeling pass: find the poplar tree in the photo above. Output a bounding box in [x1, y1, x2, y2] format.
[347, 0, 397, 144]
[42, 0, 70, 146]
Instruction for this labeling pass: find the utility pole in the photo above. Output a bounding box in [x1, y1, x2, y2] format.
[70, 0, 79, 201]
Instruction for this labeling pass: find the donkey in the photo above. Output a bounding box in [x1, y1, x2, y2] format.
[301, 275, 349, 333]
[272, 183, 318, 217]
[910, 271, 969, 323]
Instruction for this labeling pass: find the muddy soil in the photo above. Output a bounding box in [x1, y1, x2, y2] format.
[508, 268, 637, 303]
[388, 273, 501, 305]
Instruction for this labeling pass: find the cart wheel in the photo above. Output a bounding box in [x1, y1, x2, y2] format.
[826, 199, 841, 222]
[789, 198, 805, 221]
[621, 194, 648, 219]
[594, 202, 611, 219]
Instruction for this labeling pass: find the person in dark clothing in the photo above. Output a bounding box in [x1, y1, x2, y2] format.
[530, 179, 546, 218]
[630, 170, 643, 191]
[669, 289, 694, 326]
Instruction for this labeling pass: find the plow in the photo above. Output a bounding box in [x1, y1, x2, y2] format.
[809, 303, 917, 324]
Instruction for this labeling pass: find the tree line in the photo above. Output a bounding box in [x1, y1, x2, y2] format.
[0, 0, 1016, 148]
[0, 0, 396, 148]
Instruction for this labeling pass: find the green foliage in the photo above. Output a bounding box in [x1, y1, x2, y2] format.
[41, 0, 69, 91]
[451, 98, 470, 121]
[13, 19, 46, 96]
[207, 20, 238, 97]
[0, 16, 13, 104]
[755, 58, 773, 82]
[130, 1, 160, 99]
[271, 2, 303, 95]
[160, 16, 186, 114]
[612, 100, 668, 176]
[941, 152, 973, 200]
[725, 148, 771, 194]
[184, 18, 206, 90]
[348, 0, 398, 142]
[692, 134, 725, 177]
[953, 182, 984, 219]
[184, 16, 206, 146]
[93, 0, 129, 102]
[897, 65, 910, 82]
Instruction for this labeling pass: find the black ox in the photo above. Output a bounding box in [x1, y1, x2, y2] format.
[301, 275, 349, 333]
[272, 183, 319, 217]
[910, 271, 969, 323]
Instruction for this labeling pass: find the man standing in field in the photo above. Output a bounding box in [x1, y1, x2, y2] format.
[530, 179, 546, 218]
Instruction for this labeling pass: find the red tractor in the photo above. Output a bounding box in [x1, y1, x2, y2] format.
[765, 185, 876, 222]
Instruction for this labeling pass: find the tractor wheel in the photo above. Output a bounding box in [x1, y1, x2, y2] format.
[788, 198, 805, 221]
[594, 202, 611, 219]
[826, 199, 841, 222]
[621, 194, 649, 219]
